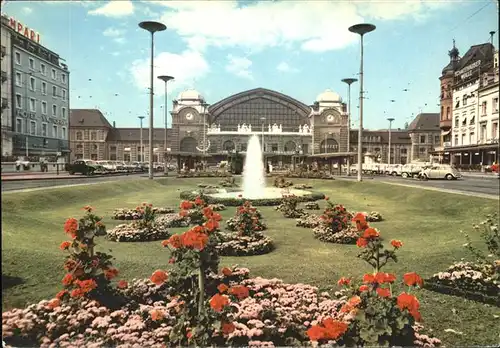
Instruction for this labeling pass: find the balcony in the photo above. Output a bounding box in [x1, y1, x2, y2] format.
[439, 119, 452, 130]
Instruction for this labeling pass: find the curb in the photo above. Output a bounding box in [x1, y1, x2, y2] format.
[1, 172, 142, 182]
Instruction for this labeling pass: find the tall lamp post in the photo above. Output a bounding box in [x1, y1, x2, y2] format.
[349, 23, 376, 182]
[201, 102, 209, 170]
[387, 117, 395, 165]
[341, 78, 357, 176]
[138, 116, 145, 162]
[157, 75, 174, 175]
[139, 20, 166, 180]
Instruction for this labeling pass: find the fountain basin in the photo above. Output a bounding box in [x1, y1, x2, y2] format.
[179, 188, 325, 206]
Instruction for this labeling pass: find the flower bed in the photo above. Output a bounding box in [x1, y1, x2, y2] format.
[177, 171, 232, 178]
[209, 203, 227, 211]
[282, 171, 334, 180]
[107, 223, 171, 242]
[304, 202, 320, 210]
[216, 231, 275, 256]
[179, 190, 325, 207]
[294, 184, 313, 190]
[311, 201, 360, 244]
[197, 183, 219, 189]
[112, 207, 175, 220]
[424, 214, 499, 306]
[313, 225, 360, 244]
[424, 261, 500, 306]
[275, 194, 306, 218]
[273, 176, 293, 188]
[2, 206, 443, 347]
[296, 213, 322, 228]
[155, 213, 191, 229]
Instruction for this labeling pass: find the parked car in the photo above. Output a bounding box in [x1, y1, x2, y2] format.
[96, 161, 116, 173]
[386, 164, 403, 176]
[401, 164, 425, 178]
[66, 160, 105, 175]
[419, 164, 462, 180]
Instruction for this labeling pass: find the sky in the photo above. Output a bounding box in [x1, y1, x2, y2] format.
[2, 0, 498, 130]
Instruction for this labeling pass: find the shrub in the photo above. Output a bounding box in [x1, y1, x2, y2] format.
[273, 176, 293, 188]
[312, 199, 358, 244]
[275, 194, 305, 218]
[225, 201, 266, 234]
[58, 206, 124, 308]
[304, 202, 320, 210]
[296, 213, 322, 228]
[216, 231, 275, 256]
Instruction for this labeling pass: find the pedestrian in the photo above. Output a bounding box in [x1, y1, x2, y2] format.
[15, 158, 21, 172]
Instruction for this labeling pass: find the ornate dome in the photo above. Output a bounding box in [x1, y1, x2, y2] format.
[316, 89, 342, 103]
[177, 89, 204, 101]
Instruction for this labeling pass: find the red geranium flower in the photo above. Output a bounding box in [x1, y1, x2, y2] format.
[217, 283, 229, 293]
[228, 285, 250, 300]
[180, 201, 193, 210]
[359, 285, 369, 292]
[63, 218, 78, 238]
[362, 227, 380, 239]
[150, 270, 168, 285]
[222, 322, 236, 335]
[307, 325, 325, 341]
[337, 277, 351, 286]
[403, 272, 423, 287]
[167, 234, 182, 248]
[221, 267, 232, 276]
[356, 237, 368, 248]
[209, 293, 229, 312]
[150, 309, 165, 321]
[59, 241, 71, 250]
[62, 273, 74, 286]
[376, 287, 391, 298]
[391, 239, 403, 248]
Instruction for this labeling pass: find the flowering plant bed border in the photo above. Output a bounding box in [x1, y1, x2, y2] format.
[179, 190, 325, 206]
[423, 279, 500, 307]
[177, 172, 232, 178]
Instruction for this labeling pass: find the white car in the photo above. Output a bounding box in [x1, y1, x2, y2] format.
[401, 164, 425, 178]
[419, 165, 462, 180]
[386, 164, 403, 176]
[97, 161, 116, 172]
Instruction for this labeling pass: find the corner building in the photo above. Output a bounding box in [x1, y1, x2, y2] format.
[1, 14, 70, 161]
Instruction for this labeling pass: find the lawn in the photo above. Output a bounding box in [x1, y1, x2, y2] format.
[2, 177, 499, 346]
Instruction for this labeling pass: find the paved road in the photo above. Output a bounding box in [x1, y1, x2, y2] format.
[341, 175, 499, 198]
[1, 173, 153, 192]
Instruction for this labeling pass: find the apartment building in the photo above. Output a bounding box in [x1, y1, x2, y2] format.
[1, 16, 13, 156]
[2, 14, 70, 161]
[434, 41, 498, 166]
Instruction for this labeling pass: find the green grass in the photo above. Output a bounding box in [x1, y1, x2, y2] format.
[2, 178, 499, 345]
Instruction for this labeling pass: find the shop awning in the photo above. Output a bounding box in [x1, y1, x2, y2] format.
[442, 129, 451, 136]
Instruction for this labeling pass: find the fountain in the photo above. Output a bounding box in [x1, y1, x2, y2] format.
[206, 134, 312, 201]
[242, 135, 266, 198]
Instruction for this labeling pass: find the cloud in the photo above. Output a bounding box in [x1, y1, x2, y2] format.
[276, 62, 299, 73]
[130, 50, 210, 96]
[113, 37, 126, 44]
[225, 55, 253, 80]
[140, 0, 453, 53]
[103, 27, 125, 37]
[88, 0, 134, 17]
[21, 7, 33, 14]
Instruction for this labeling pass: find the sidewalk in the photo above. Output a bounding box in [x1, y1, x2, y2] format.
[459, 172, 499, 179]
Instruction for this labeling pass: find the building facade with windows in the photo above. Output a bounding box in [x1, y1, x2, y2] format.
[70, 88, 426, 168]
[434, 41, 498, 167]
[1, 16, 13, 156]
[1, 14, 70, 160]
[407, 113, 441, 162]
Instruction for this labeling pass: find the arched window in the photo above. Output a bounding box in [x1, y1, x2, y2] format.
[441, 106, 444, 120]
[284, 141, 296, 153]
[76, 131, 82, 140]
[180, 137, 197, 153]
[446, 107, 450, 120]
[320, 138, 339, 153]
[222, 140, 235, 152]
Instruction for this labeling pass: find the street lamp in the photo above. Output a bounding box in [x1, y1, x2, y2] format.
[139, 20, 167, 180]
[201, 102, 209, 170]
[387, 117, 395, 165]
[349, 23, 376, 182]
[138, 116, 145, 162]
[341, 77, 357, 176]
[157, 75, 174, 175]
